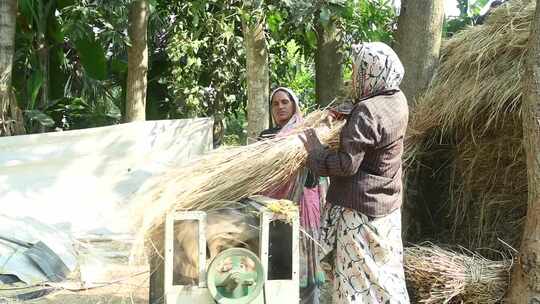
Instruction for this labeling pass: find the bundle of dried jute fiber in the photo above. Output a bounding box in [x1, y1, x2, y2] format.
[404, 0, 532, 253]
[404, 244, 512, 304]
[128, 110, 344, 258]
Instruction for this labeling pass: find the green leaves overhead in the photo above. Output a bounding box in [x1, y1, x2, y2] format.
[11, 0, 130, 132]
[267, 10, 283, 34]
[444, 0, 495, 37]
[352, 0, 396, 43]
[111, 58, 128, 74]
[167, 1, 247, 118]
[48, 46, 68, 101]
[9, 0, 400, 135]
[56, 0, 75, 9]
[26, 71, 43, 110]
[305, 28, 317, 49]
[164, 0, 398, 120]
[44, 97, 121, 130]
[470, 0, 491, 15]
[24, 110, 56, 127]
[18, 0, 39, 28]
[74, 37, 108, 80]
[273, 0, 396, 45]
[47, 17, 64, 43]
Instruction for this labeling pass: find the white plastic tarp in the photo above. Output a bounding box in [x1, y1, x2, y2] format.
[0, 118, 213, 286]
[0, 118, 213, 236]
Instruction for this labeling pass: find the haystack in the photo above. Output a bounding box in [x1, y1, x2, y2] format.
[405, 0, 532, 254]
[129, 110, 343, 256]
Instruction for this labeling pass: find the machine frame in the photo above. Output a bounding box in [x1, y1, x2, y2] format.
[163, 197, 300, 304]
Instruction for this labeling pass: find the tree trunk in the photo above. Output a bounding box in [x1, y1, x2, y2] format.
[396, 0, 444, 241]
[507, 1, 540, 302]
[243, 20, 269, 143]
[37, 0, 49, 111]
[0, 0, 24, 136]
[394, 0, 444, 105]
[315, 19, 343, 107]
[125, 0, 149, 122]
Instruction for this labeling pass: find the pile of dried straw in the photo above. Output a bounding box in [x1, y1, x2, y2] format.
[129, 110, 343, 253]
[404, 244, 512, 303]
[405, 0, 532, 253]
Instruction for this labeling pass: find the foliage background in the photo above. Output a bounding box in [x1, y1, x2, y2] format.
[8, 0, 493, 144]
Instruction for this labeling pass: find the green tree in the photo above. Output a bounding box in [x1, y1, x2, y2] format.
[444, 0, 491, 37]
[12, 0, 122, 131]
[166, 1, 247, 119]
[126, 0, 149, 122]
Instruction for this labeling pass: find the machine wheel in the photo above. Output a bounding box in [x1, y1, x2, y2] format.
[206, 248, 264, 304]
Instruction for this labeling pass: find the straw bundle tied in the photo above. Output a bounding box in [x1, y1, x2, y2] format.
[404, 245, 512, 304]
[405, 0, 531, 253]
[128, 110, 344, 256]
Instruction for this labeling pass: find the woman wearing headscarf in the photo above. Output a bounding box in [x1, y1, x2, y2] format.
[301, 42, 410, 303]
[259, 87, 326, 304]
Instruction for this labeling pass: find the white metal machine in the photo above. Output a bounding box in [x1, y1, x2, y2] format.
[164, 196, 300, 304]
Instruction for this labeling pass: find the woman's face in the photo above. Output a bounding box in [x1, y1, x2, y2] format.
[271, 90, 295, 127]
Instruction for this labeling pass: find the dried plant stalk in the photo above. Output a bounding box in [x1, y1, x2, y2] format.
[404, 244, 512, 304]
[405, 0, 531, 252]
[128, 110, 344, 257]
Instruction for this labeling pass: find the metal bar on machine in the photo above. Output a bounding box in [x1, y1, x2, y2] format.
[259, 210, 271, 283]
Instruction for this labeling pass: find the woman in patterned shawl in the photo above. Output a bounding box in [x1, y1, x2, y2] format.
[301, 42, 411, 303]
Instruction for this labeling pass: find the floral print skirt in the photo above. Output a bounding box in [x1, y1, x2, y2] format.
[319, 204, 410, 304]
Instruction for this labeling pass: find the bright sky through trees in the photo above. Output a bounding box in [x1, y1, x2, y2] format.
[393, 0, 496, 17]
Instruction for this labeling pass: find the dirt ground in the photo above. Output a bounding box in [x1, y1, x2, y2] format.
[1, 261, 149, 304]
[2, 252, 331, 304]
[2, 280, 330, 304]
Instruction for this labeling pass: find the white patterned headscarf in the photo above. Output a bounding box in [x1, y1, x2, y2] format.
[269, 87, 303, 135]
[352, 42, 404, 100]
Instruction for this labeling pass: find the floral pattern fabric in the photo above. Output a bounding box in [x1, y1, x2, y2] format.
[320, 204, 410, 304]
